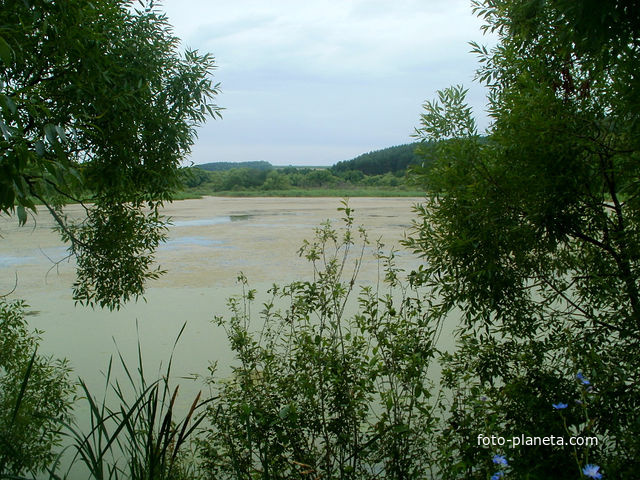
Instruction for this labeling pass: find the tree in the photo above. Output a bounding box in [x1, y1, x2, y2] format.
[261, 170, 291, 190]
[331, 143, 422, 176]
[407, 0, 640, 478]
[0, 0, 221, 309]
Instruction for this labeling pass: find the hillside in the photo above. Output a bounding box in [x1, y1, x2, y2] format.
[331, 143, 422, 175]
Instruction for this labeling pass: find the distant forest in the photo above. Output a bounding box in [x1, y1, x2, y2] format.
[196, 160, 272, 171]
[192, 143, 425, 176]
[331, 143, 422, 175]
[178, 143, 426, 195]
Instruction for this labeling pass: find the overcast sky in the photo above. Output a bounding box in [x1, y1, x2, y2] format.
[158, 0, 495, 166]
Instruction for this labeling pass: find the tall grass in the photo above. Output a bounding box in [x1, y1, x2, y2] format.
[64, 322, 211, 480]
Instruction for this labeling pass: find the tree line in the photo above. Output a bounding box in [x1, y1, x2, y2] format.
[180, 165, 407, 192]
[331, 142, 423, 175]
[180, 143, 426, 193]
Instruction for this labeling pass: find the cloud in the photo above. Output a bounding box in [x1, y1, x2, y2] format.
[158, 0, 495, 165]
[182, 1, 482, 77]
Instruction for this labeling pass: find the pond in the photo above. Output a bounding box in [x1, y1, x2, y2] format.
[0, 197, 429, 402]
[1, 196, 468, 477]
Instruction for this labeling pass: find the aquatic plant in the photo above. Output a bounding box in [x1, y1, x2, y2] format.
[65, 323, 210, 480]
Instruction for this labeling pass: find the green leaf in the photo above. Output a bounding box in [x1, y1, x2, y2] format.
[34, 140, 46, 157]
[17, 205, 27, 226]
[44, 124, 58, 145]
[0, 120, 10, 140]
[0, 36, 12, 65]
[55, 124, 67, 143]
[1, 94, 17, 115]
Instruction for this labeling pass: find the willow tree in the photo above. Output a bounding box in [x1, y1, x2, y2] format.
[0, 0, 221, 309]
[408, 1, 640, 478]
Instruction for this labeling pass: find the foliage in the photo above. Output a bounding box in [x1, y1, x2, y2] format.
[407, 0, 640, 478]
[179, 167, 212, 189]
[179, 143, 428, 197]
[197, 161, 273, 172]
[0, 299, 74, 477]
[65, 324, 209, 480]
[178, 187, 424, 199]
[179, 166, 418, 197]
[0, 0, 221, 309]
[332, 143, 423, 176]
[261, 170, 291, 191]
[199, 204, 441, 479]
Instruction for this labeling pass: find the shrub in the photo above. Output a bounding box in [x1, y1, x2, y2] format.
[0, 299, 74, 476]
[199, 203, 441, 479]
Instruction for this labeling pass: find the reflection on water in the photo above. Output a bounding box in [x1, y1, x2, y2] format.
[0, 255, 36, 267]
[172, 214, 251, 227]
[172, 216, 232, 227]
[162, 236, 231, 249]
[0, 246, 68, 267]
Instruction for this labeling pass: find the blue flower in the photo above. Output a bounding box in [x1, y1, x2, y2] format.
[552, 402, 568, 409]
[492, 454, 508, 466]
[491, 472, 504, 480]
[582, 464, 602, 479]
[576, 371, 591, 385]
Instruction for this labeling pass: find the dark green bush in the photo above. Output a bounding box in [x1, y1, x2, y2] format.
[0, 299, 74, 477]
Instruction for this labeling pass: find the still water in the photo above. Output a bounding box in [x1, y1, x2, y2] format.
[0, 197, 427, 407]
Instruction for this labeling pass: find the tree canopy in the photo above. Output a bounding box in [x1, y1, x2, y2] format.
[197, 160, 272, 172]
[408, 0, 640, 477]
[0, 0, 221, 309]
[331, 143, 423, 176]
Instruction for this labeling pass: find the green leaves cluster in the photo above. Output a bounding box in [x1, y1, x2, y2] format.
[59, 203, 169, 309]
[200, 206, 441, 479]
[0, 0, 221, 309]
[0, 299, 74, 477]
[407, 0, 640, 477]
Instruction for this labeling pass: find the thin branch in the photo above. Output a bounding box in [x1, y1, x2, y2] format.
[29, 187, 87, 251]
[39, 246, 74, 284]
[0, 272, 19, 298]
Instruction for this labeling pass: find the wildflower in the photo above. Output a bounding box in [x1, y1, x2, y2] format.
[582, 464, 602, 479]
[493, 454, 508, 466]
[576, 371, 591, 385]
[491, 472, 504, 480]
[480, 395, 488, 402]
[552, 402, 568, 409]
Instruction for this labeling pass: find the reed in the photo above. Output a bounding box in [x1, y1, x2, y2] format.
[64, 322, 212, 480]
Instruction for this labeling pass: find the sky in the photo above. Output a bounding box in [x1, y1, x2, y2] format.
[158, 0, 495, 167]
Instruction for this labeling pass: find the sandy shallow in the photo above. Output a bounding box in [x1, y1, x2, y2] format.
[1, 196, 423, 291]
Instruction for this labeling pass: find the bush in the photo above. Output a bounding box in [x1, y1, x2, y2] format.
[0, 299, 75, 476]
[199, 203, 441, 479]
